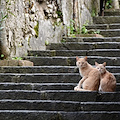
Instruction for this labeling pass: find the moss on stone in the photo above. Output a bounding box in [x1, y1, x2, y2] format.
[91, 0, 99, 16]
[34, 21, 39, 38]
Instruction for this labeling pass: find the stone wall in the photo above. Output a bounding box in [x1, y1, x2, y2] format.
[0, 0, 100, 57]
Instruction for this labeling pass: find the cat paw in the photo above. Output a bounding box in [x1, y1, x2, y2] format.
[74, 86, 79, 91]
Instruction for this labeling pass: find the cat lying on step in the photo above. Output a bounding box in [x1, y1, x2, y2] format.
[74, 56, 100, 91]
[95, 62, 116, 92]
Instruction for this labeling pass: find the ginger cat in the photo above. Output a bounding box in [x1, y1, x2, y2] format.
[74, 56, 100, 91]
[95, 62, 116, 92]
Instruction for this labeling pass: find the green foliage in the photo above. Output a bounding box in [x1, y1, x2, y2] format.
[93, 30, 100, 34]
[0, 0, 15, 30]
[61, 39, 66, 43]
[67, 19, 80, 37]
[81, 22, 89, 34]
[0, 14, 8, 30]
[56, 10, 63, 19]
[45, 40, 49, 46]
[1, 54, 4, 58]
[67, 20, 100, 37]
[6, 0, 16, 17]
[91, 9, 96, 17]
[12, 57, 23, 60]
[34, 21, 39, 38]
[105, 0, 112, 9]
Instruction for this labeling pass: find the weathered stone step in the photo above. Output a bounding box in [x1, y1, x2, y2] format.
[0, 83, 76, 91]
[104, 11, 120, 16]
[0, 83, 119, 91]
[100, 29, 120, 37]
[0, 73, 80, 83]
[0, 66, 76, 73]
[0, 66, 120, 73]
[25, 56, 120, 66]
[28, 49, 120, 57]
[86, 24, 120, 30]
[0, 90, 119, 102]
[0, 73, 119, 83]
[93, 16, 120, 24]
[0, 90, 97, 101]
[0, 110, 119, 120]
[0, 100, 119, 111]
[0, 100, 81, 112]
[46, 42, 120, 50]
[63, 37, 120, 42]
[77, 102, 120, 111]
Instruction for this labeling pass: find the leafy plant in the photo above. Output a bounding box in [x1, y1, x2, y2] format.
[93, 30, 100, 34]
[105, 0, 112, 9]
[56, 10, 63, 19]
[61, 39, 66, 43]
[67, 19, 80, 37]
[0, 0, 15, 30]
[81, 22, 89, 34]
[45, 40, 49, 46]
[67, 20, 100, 37]
[1, 54, 4, 58]
[34, 21, 39, 38]
[6, 0, 16, 17]
[12, 57, 23, 60]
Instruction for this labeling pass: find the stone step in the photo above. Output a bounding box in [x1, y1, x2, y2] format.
[0, 73, 119, 83]
[0, 100, 119, 111]
[0, 66, 120, 73]
[0, 100, 81, 112]
[0, 110, 119, 120]
[0, 73, 80, 83]
[0, 66, 76, 73]
[0, 90, 119, 102]
[100, 29, 120, 37]
[24, 56, 120, 66]
[46, 42, 120, 50]
[0, 90, 97, 101]
[63, 37, 120, 42]
[104, 11, 120, 16]
[86, 24, 120, 30]
[0, 83, 76, 91]
[28, 49, 120, 57]
[93, 16, 120, 24]
[0, 83, 119, 91]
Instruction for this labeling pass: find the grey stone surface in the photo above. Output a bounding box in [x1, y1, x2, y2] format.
[0, 0, 100, 57]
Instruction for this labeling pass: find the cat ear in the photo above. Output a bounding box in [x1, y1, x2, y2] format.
[103, 62, 106, 67]
[84, 56, 87, 61]
[95, 62, 99, 66]
[76, 56, 79, 61]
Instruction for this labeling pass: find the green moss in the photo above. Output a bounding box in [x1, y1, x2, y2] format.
[91, 0, 98, 17]
[50, 50, 56, 57]
[34, 21, 39, 38]
[56, 10, 63, 21]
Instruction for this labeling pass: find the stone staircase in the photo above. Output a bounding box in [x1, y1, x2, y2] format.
[0, 10, 120, 120]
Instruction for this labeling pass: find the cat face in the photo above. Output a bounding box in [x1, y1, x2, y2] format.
[95, 62, 106, 74]
[76, 56, 88, 68]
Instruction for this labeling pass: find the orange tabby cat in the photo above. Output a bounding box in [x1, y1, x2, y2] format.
[95, 62, 116, 92]
[74, 56, 100, 91]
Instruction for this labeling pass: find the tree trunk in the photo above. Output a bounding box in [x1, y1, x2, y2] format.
[0, 0, 10, 59]
[112, 0, 119, 9]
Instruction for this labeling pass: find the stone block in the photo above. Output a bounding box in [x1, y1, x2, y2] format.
[0, 60, 34, 66]
[0, 60, 9, 66]
[18, 60, 34, 66]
